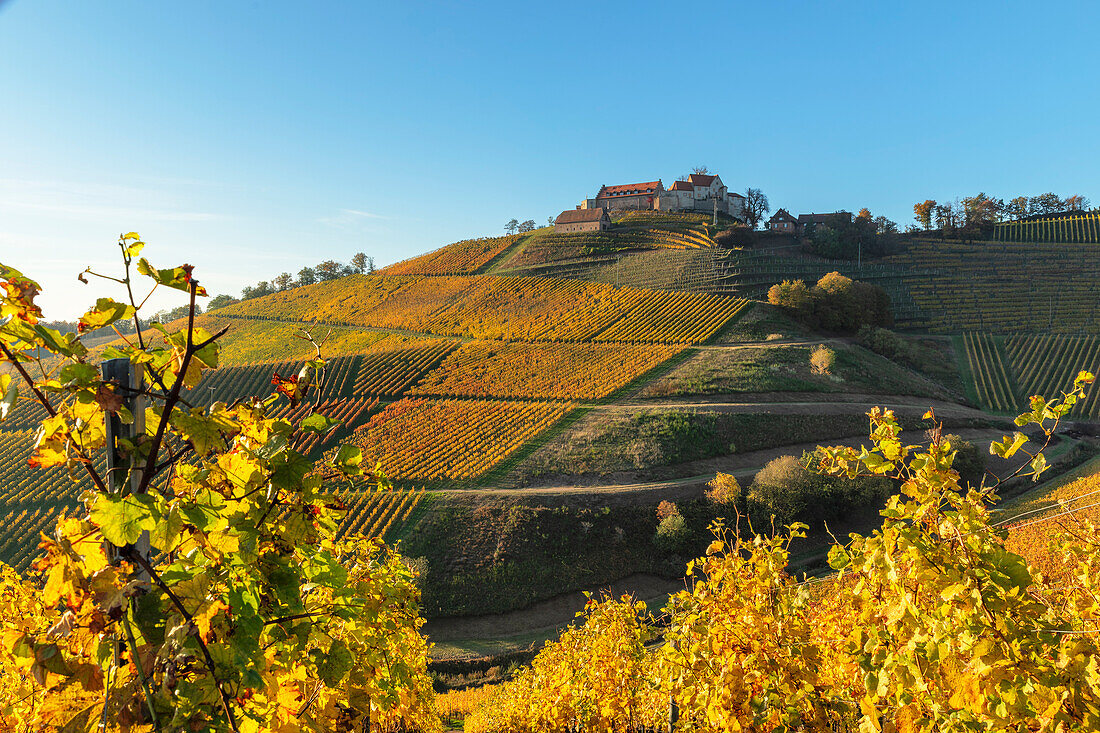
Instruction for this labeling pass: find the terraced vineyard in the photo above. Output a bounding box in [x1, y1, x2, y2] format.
[1006, 334, 1100, 418]
[382, 234, 524, 275]
[409, 341, 683, 400]
[884, 240, 1100, 332]
[958, 331, 1020, 412]
[334, 398, 575, 483]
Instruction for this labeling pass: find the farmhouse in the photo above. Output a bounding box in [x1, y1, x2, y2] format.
[579, 171, 746, 220]
[766, 209, 852, 235]
[766, 208, 798, 233]
[798, 211, 852, 230]
[554, 207, 611, 233]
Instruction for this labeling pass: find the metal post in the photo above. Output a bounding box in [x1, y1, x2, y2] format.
[102, 358, 149, 570]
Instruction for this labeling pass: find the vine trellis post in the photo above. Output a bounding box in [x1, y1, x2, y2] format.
[102, 357, 150, 574]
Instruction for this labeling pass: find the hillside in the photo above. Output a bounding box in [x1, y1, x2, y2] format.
[5, 221, 1100, 647]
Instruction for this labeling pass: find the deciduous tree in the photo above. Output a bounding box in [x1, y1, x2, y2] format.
[744, 187, 769, 230]
[913, 199, 936, 230]
[505, 218, 519, 235]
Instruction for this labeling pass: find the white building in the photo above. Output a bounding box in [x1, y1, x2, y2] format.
[657, 173, 745, 219]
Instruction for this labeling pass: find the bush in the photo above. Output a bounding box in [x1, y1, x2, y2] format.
[809, 345, 836, 375]
[654, 513, 689, 552]
[767, 279, 813, 312]
[706, 473, 741, 507]
[656, 500, 680, 521]
[858, 325, 902, 359]
[748, 453, 891, 525]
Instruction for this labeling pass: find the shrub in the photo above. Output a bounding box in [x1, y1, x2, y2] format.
[809, 345, 836, 375]
[654, 513, 688, 552]
[705, 473, 741, 507]
[767, 279, 813, 312]
[858, 325, 901, 358]
[749, 453, 891, 525]
[656, 500, 680, 521]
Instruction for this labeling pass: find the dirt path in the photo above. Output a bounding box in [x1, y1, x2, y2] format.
[437, 427, 1011, 503]
[426, 573, 682, 648]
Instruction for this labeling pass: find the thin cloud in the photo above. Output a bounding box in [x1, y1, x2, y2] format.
[317, 207, 390, 229]
[0, 178, 226, 223]
[341, 208, 387, 219]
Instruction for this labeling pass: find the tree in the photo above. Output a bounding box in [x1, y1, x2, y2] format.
[351, 252, 368, 274]
[206, 293, 238, 311]
[547, 216, 554, 227]
[913, 199, 936, 230]
[933, 201, 959, 231]
[961, 192, 1004, 227]
[315, 259, 343, 281]
[505, 218, 519, 235]
[1005, 196, 1030, 220]
[273, 271, 293, 290]
[767, 279, 813, 313]
[0, 236, 441, 731]
[298, 266, 316, 286]
[1064, 194, 1091, 211]
[1029, 192, 1064, 216]
[692, 165, 711, 175]
[518, 219, 536, 233]
[856, 207, 872, 222]
[743, 188, 769, 230]
[367, 255, 375, 273]
[872, 215, 898, 235]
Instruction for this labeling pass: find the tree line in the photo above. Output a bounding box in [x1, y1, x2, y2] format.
[148, 252, 375, 322]
[912, 192, 1091, 236]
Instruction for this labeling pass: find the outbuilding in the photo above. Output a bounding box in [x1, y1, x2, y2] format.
[554, 207, 612, 233]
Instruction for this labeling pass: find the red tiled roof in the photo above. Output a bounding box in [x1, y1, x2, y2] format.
[555, 208, 608, 224]
[689, 173, 717, 187]
[669, 180, 693, 192]
[769, 208, 797, 223]
[596, 180, 662, 198]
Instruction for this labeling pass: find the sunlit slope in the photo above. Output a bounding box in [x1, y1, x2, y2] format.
[215, 273, 750, 345]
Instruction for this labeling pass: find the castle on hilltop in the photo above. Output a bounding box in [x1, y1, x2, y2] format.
[577, 173, 746, 220]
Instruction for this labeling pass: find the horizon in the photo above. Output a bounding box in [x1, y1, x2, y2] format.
[2, 0, 1098, 319]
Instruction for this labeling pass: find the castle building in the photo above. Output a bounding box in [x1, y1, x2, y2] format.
[579, 172, 745, 220]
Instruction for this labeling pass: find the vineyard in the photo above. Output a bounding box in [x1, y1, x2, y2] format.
[957, 331, 1020, 413]
[883, 239, 1100, 332]
[0, 430, 93, 572]
[409, 341, 683, 400]
[382, 234, 525, 276]
[333, 483, 428, 541]
[1002, 458, 1100, 578]
[1005, 334, 1100, 418]
[333, 398, 575, 483]
[994, 211, 1100, 242]
[218, 274, 752, 345]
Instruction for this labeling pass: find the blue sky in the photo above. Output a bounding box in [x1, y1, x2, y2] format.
[2, 0, 1097, 318]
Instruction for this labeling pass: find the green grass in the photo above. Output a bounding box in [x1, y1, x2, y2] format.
[642, 342, 950, 399]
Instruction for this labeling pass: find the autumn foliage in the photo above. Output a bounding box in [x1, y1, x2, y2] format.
[468, 375, 1100, 732]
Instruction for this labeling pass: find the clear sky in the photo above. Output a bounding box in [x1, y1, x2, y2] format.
[2, 0, 1097, 318]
